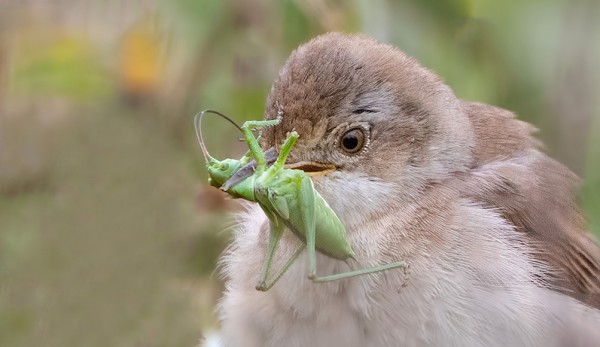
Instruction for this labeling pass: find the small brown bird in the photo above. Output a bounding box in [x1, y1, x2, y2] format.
[215, 33, 600, 347]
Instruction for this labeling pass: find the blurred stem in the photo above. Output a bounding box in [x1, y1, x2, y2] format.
[168, 4, 233, 142]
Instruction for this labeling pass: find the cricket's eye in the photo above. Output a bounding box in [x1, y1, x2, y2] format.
[220, 163, 229, 171]
[340, 128, 366, 154]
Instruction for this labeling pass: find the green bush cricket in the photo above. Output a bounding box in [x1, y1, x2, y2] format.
[195, 110, 407, 291]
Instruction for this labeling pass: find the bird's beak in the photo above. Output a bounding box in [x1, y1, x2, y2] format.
[285, 161, 336, 176]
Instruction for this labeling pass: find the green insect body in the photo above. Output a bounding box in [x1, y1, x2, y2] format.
[198, 112, 406, 291]
[251, 134, 354, 261]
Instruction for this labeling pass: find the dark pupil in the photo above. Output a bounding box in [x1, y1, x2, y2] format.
[343, 133, 359, 150]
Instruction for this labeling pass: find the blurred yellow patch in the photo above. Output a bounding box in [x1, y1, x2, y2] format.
[120, 31, 162, 94]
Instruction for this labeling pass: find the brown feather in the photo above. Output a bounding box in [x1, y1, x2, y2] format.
[457, 101, 600, 308]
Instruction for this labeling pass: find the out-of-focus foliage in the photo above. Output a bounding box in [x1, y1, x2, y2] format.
[0, 0, 598, 346]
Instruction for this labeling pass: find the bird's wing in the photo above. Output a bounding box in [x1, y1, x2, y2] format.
[458, 101, 600, 308]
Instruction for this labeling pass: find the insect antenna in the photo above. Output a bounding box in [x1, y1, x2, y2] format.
[194, 109, 243, 161]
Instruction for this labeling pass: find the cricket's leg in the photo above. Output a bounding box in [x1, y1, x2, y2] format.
[241, 118, 281, 168]
[296, 175, 409, 283]
[297, 175, 318, 279]
[311, 260, 408, 282]
[242, 118, 281, 130]
[256, 244, 305, 291]
[255, 216, 285, 291]
[273, 131, 298, 169]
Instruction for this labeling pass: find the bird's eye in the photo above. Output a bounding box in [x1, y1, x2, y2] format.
[340, 128, 366, 154]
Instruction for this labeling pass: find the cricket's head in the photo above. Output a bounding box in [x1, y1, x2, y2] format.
[206, 157, 245, 189]
[261, 33, 475, 226]
[194, 109, 253, 191]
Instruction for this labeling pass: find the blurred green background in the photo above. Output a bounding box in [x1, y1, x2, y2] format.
[0, 0, 599, 346]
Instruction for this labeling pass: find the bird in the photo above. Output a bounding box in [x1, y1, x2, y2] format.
[214, 32, 600, 347]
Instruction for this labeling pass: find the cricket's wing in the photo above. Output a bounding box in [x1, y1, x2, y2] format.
[291, 174, 354, 260]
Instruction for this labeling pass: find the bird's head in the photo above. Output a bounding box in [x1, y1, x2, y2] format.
[260, 33, 475, 227]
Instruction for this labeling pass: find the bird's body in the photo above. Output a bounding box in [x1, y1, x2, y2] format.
[215, 33, 600, 346]
[220, 200, 600, 347]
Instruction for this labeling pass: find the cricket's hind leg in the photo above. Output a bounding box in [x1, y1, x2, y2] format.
[309, 260, 408, 282]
